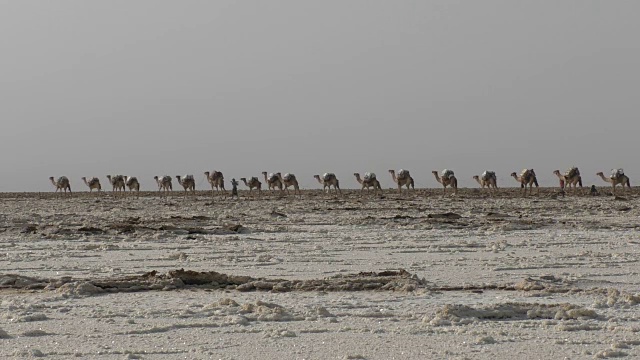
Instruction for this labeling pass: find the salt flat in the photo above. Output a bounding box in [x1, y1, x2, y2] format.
[1, 188, 639, 359]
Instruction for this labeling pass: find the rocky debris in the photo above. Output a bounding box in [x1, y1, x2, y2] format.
[427, 212, 462, 219]
[0, 274, 48, 289]
[0, 269, 423, 294]
[225, 224, 243, 233]
[485, 212, 510, 218]
[270, 211, 287, 218]
[20, 225, 38, 234]
[77, 226, 105, 233]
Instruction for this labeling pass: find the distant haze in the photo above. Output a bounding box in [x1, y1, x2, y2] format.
[1, 1, 638, 192]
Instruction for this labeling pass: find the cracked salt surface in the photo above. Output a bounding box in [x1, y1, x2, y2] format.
[0, 188, 639, 359]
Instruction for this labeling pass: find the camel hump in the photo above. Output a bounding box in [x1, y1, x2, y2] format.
[441, 169, 454, 179]
[565, 167, 579, 178]
[363, 172, 376, 181]
[184, 174, 194, 180]
[282, 173, 293, 181]
[481, 171, 495, 180]
[520, 169, 534, 182]
[398, 169, 410, 179]
[162, 175, 172, 183]
[251, 177, 259, 182]
[611, 169, 625, 179]
[322, 173, 334, 181]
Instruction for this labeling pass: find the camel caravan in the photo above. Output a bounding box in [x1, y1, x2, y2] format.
[49, 166, 632, 198]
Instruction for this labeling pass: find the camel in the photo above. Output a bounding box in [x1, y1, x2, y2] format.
[204, 171, 225, 195]
[596, 169, 631, 195]
[510, 169, 539, 196]
[175, 175, 196, 196]
[314, 173, 341, 194]
[125, 176, 140, 196]
[277, 172, 301, 196]
[81, 177, 101, 193]
[389, 169, 414, 194]
[153, 175, 173, 193]
[49, 176, 71, 195]
[240, 177, 262, 198]
[553, 167, 582, 194]
[262, 172, 283, 193]
[106, 175, 126, 193]
[472, 171, 498, 195]
[432, 170, 458, 196]
[353, 172, 382, 196]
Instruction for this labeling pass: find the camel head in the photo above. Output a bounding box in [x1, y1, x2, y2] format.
[553, 170, 561, 176]
[472, 175, 480, 180]
[432, 171, 439, 177]
[510, 172, 518, 178]
[388, 170, 395, 174]
[204, 171, 210, 177]
[313, 175, 320, 179]
[596, 172, 604, 177]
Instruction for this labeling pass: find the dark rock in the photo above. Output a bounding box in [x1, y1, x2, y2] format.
[20, 225, 38, 234]
[225, 224, 243, 233]
[427, 212, 462, 219]
[77, 226, 104, 233]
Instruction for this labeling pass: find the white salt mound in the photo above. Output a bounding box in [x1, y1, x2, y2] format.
[57, 281, 105, 297]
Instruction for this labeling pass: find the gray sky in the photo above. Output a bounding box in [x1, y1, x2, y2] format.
[1, 1, 638, 192]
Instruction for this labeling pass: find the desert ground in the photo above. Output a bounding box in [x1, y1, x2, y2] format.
[1, 187, 639, 359]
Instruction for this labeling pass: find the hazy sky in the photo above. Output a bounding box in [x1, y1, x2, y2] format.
[1, 1, 638, 192]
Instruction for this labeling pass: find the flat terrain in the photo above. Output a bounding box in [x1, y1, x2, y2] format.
[1, 188, 639, 359]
